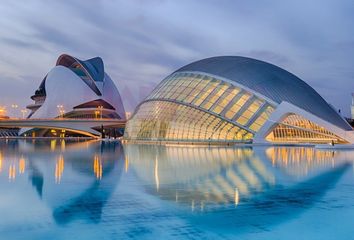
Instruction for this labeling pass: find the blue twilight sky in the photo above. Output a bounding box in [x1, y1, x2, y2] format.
[0, 0, 353, 116]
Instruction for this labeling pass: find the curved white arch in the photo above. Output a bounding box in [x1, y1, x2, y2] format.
[253, 101, 354, 144]
[56, 54, 102, 95]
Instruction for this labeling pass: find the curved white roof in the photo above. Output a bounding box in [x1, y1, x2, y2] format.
[29, 54, 126, 120]
[175, 56, 351, 131]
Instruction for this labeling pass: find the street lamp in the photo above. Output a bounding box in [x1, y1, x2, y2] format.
[11, 104, 19, 119]
[20, 109, 28, 119]
[57, 105, 65, 118]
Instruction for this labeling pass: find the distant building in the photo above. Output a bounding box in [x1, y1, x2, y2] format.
[22, 54, 126, 137]
[125, 56, 354, 144]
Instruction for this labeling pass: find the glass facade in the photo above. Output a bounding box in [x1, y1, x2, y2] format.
[266, 114, 348, 144]
[125, 71, 349, 144]
[125, 72, 275, 142]
[125, 144, 275, 205]
[125, 101, 251, 141]
[124, 56, 352, 144]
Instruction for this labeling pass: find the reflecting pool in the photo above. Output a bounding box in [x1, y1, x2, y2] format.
[0, 140, 354, 239]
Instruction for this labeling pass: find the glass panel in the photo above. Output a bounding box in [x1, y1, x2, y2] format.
[184, 76, 211, 103]
[125, 100, 253, 142]
[236, 98, 263, 126]
[212, 87, 241, 114]
[193, 79, 220, 106]
[265, 114, 347, 144]
[249, 105, 274, 132]
[224, 92, 251, 119]
[200, 83, 230, 110]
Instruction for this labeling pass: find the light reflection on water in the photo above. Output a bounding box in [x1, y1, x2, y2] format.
[0, 140, 354, 239]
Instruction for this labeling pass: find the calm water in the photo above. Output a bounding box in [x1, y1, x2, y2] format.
[0, 140, 354, 239]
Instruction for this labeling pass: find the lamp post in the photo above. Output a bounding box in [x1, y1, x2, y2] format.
[97, 106, 103, 120]
[57, 105, 65, 118]
[20, 109, 28, 119]
[11, 103, 18, 117]
[11, 104, 18, 118]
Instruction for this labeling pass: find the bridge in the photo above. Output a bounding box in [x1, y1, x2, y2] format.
[0, 118, 126, 138]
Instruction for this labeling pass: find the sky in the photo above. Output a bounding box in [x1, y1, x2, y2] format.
[0, 0, 353, 117]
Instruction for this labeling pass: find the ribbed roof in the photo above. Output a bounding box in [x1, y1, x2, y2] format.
[175, 56, 351, 130]
[56, 54, 104, 96]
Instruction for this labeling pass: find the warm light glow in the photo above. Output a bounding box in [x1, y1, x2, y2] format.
[95, 110, 100, 119]
[154, 156, 159, 191]
[97, 105, 103, 119]
[0, 106, 7, 116]
[265, 147, 338, 176]
[125, 155, 129, 173]
[8, 164, 16, 181]
[266, 114, 347, 144]
[50, 139, 57, 151]
[60, 139, 66, 151]
[234, 188, 239, 206]
[56, 105, 65, 118]
[125, 71, 277, 143]
[125, 145, 277, 206]
[93, 154, 102, 179]
[19, 156, 25, 174]
[55, 154, 64, 183]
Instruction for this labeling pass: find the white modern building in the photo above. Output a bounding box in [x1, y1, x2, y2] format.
[125, 56, 354, 144]
[22, 54, 126, 137]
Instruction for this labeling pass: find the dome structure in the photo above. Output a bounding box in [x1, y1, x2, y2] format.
[23, 54, 126, 137]
[125, 56, 354, 144]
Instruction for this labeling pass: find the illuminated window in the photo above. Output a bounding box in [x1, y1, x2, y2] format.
[249, 105, 274, 131]
[193, 78, 220, 106]
[126, 72, 280, 143]
[200, 82, 229, 110]
[125, 101, 253, 142]
[211, 87, 241, 114]
[224, 92, 251, 119]
[236, 98, 263, 125]
[265, 114, 348, 144]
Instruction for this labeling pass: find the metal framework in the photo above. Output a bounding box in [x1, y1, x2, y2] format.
[125, 56, 354, 144]
[125, 72, 275, 142]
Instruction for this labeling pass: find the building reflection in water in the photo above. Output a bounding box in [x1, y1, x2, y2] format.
[19, 156, 25, 174]
[93, 154, 103, 180]
[8, 163, 16, 181]
[125, 144, 276, 210]
[265, 147, 340, 176]
[0, 139, 124, 224]
[124, 144, 351, 226]
[0, 139, 353, 230]
[55, 154, 64, 184]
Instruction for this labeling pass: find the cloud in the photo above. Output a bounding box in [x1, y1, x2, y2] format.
[0, 0, 353, 116]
